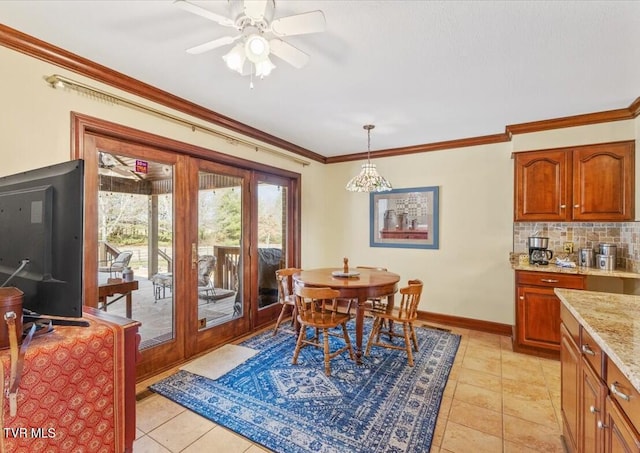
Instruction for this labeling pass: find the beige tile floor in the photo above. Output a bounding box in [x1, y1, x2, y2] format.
[134, 322, 565, 452]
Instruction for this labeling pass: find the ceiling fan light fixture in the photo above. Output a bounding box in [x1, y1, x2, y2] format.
[255, 57, 276, 78]
[346, 125, 392, 193]
[245, 34, 270, 62]
[222, 43, 246, 73]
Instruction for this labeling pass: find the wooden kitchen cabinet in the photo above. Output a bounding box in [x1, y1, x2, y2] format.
[604, 396, 640, 453]
[561, 321, 581, 453]
[515, 149, 570, 221]
[515, 271, 585, 355]
[514, 141, 634, 221]
[581, 355, 606, 453]
[560, 303, 640, 453]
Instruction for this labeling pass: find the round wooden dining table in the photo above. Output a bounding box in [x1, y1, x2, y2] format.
[293, 267, 400, 363]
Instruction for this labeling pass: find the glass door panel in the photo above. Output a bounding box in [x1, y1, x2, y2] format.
[197, 172, 243, 329]
[257, 181, 287, 309]
[252, 174, 296, 327]
[190, 159, 251, 354]
[97, 151, 175, 350]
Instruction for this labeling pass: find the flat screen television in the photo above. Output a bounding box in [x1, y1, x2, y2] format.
[0, 159, 84, 319]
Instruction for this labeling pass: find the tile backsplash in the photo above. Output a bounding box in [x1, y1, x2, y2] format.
[513, 222, 640, 272]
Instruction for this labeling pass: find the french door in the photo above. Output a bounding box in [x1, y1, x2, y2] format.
[82, 134, 188, 377]
[76, 115, 300, 379]
[187, 158, 252, 354]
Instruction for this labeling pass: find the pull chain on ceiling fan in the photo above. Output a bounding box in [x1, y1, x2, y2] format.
[174, 0, 326, 85]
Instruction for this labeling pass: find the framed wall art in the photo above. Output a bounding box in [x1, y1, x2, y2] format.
[369, 186, 439, 249]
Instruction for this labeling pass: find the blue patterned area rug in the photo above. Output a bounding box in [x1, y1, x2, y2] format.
[150, 321, 460, 453]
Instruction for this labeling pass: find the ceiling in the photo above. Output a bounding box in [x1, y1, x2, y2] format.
[1, 1, 639, 159]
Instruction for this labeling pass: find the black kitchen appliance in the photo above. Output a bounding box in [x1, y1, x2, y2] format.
[528, 236, 553, 265]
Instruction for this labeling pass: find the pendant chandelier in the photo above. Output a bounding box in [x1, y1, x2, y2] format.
[345, 125, 392, 192]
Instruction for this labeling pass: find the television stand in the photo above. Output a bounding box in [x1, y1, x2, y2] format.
[23, 311, 90, 327]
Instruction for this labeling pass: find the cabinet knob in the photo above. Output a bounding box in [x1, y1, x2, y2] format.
[597, 420, 608, 430]
[574, 204, 580, 208]
[560, 204, 566, 209]
[589, 405, 599, 413]
[519, 296, 524, 300]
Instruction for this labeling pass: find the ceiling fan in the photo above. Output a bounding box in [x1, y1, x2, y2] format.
[174, 0, 326, 80]
[98, 153, 138, 179]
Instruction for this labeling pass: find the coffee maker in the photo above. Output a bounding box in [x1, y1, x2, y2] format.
[528, 236, 553, 265]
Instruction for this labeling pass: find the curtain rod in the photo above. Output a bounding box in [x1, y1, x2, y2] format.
[44, 74, 311, 167]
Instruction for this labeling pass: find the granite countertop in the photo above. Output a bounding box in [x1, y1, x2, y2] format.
[513, 262, 640, 279]
[555, 288, 640, 393]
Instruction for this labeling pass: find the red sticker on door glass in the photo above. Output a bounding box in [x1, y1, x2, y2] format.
[135, 160, 148, 174]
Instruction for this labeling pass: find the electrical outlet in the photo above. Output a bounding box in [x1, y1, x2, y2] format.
[563, 242, 574, 253]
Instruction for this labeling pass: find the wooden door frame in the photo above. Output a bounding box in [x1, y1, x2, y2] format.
[72, 112, 301, 378]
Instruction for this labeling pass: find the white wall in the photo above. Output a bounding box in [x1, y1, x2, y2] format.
[1, 45, 638, 327]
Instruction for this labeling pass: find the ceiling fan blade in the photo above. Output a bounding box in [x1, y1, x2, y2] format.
[244, 0, 268, 21]
[186, 35, 240, 54]
[270, 10, 326, 37]
[173, 0, 236, 27]
[112, 167, 135, 178]
[269, 39, 309, 69]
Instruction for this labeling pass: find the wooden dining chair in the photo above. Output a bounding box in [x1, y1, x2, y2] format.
[272, 268, 302, 336]
[365, 279, 423, 366]
[292, 286, 355, 376]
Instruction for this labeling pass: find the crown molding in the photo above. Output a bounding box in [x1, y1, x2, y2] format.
[629, 96, 640, 118]
[505, 104, 637, 136]
[326, 133, 510, 164]
[330, 98, 639, 163]
[0, 24, 326, 164]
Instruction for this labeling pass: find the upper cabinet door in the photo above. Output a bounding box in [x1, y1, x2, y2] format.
[514, 141, 635, 222]
[572, 142, 635, 221]
[514, 149, 571, 221]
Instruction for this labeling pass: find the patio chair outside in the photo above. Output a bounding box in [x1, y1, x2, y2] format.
[99, 251, 133, 277]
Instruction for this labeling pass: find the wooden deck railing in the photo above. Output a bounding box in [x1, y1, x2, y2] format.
[214, 246, 240, 291]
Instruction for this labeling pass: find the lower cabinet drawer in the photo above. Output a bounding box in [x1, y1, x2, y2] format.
[516, 271, 586, 289]
[607, 355, 640, 430]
